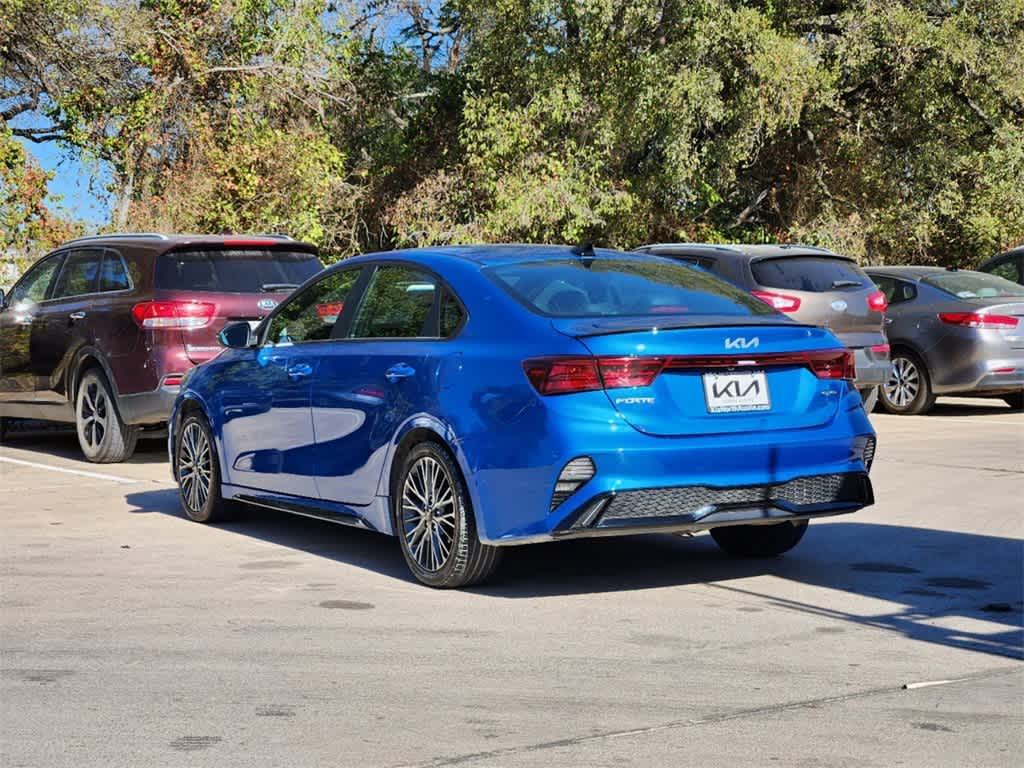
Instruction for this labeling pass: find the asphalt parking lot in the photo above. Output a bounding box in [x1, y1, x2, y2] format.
[1, 399, 1022, 767]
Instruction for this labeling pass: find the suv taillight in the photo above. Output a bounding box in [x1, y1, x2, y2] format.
[751, 290, 802, 312]
[867, 290, 888, 312]
[132, 301, 216, 329]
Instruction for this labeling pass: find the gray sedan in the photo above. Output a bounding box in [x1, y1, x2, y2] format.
[865, 267, 1024, 414]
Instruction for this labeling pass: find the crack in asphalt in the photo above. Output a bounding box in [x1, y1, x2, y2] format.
[885, 458, 1023, 475]
[390, 666, 1023, 768]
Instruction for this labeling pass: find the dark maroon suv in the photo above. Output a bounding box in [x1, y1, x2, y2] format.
[0, 233, 322, 462]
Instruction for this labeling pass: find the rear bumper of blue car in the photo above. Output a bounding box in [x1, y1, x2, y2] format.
[466, 389, 876, 545]
[549, 471, 872, 540]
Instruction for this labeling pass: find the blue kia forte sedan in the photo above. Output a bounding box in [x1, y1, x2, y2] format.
[169, 245, 876, 587]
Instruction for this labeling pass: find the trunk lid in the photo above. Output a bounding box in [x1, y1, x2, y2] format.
[553, 319, 848, 437]
[963, 299, 1024, 349]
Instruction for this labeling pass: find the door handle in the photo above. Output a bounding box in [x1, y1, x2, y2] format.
[385, 363, 416, 383]
[287, 363, 313, 381]
[69, 311, 87, 321]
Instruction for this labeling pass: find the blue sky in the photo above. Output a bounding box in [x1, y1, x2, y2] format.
[17, 138, 111, 228]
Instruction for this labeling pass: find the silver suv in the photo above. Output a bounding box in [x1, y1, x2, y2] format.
[635, 243, 891, 409]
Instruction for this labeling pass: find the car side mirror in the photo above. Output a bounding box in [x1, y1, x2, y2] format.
[218, 321, 254, 349]
[0, 288, 6, 309]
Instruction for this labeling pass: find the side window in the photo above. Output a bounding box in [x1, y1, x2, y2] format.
[439, 291, 466, 338]
[8, 254, 65, 305]
[98, 251, 131, 292]
[265, 268, 360, 346]
[988, 258, 1020, 285]
[52, 249, 103, 299]
[873, 276, 916, 305]
[350, 266, 437, 339]
[872, 276, 898, 304]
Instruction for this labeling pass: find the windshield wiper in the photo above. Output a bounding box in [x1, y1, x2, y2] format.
[831, 279, 863, 288]
[260, 283, 299, 292]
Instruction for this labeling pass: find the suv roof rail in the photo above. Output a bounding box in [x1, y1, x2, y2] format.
[63, 232, 170, 246]
[251, 233, 294, 241]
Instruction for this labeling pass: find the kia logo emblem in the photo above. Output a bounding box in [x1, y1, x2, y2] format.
[724, 337, 759, 350]
[831, 299, 848, 312]
[258, 299, 279, 310]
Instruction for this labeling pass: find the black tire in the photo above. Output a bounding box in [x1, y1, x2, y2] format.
[710, 520, 809, 558]
[75, 369, 140, 462]
[175, 413, 235, 523]
[879, 350, 936, 415]
[1003, 393, 1023, 411]
[859, 387, 879, 413]
[393, 441, 502, 588]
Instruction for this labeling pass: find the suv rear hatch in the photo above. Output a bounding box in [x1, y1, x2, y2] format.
[749, 254, 886, 349]
[150, 242, 323, 364]
[551, 318, 850, 437]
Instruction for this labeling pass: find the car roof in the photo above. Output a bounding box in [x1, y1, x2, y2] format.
[339, 244, 649, 269]
[636, 242, 847, 261]
[58, 233, 317, 253]
[980, 245, 1023, 265]
[862, 265, 953, 280]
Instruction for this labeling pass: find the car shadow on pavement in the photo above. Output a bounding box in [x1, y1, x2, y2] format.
[1, 425, 169, 464]
[125, 487, 1023, 661]
[920, 399, 1021, 417]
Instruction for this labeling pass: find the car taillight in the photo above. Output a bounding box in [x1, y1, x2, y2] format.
[132, 301, 216, 329]
[315, 302, 343, 321]
[805, 350, 857, 380]
[665, 350, 855, 380]
[938, 312, 1018, 329]
[523, 356, 667, 395]
[867, 290, 888, 312]
[751, 290, 802, 312]
[524, 349, 856, 395]
[597, 357, 666, 388]
[523, 357, 602, 395]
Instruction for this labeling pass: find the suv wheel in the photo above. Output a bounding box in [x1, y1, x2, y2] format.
[880, 351, 935, 415]
[710, 520, 809, 557]
[75, 369, 140, 463]
[394, 441, 502, 588]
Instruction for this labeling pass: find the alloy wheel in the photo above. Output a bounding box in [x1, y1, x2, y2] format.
[178, 421, 212, 514]
[884, 356, 920, 408]
[401, 456, 457, 572]
[79, 381, 109, 450]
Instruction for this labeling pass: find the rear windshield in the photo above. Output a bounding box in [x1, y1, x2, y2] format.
[922, 271, 1024, 299]
[751, 256, 868, 292]
[487, 258, 776, 318]
[155, 249, 322, 293]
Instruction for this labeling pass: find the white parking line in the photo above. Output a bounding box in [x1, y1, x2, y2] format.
[0, 456, 137, 484]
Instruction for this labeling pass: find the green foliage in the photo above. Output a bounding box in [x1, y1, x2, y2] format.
[3, 0, 1022, 265]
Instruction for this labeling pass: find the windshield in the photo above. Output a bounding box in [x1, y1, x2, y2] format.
[156, 249, 322, 293]
[487, 258, 777, 318]
[922, 271, 1024, 300]
[751, 256, 868, 292]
